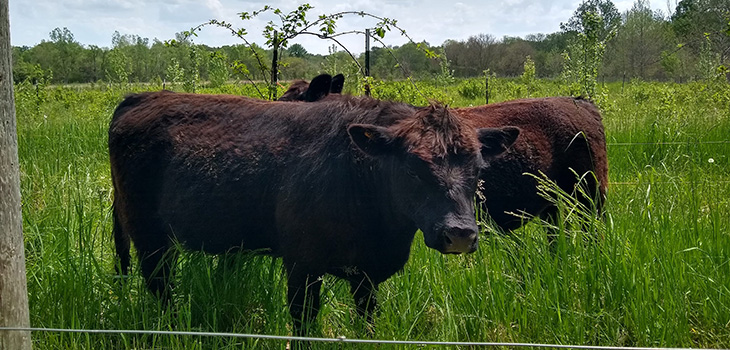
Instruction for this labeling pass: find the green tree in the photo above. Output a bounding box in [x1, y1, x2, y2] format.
[522, 55, 536, 96]
[561, 0, 621, 43]
[47, 27, 84, 83]
[443, 34, 499, 77]
[81, 45, 105, 82]
[697, 34, 722, 80]
[111, 31, 153, 82]
[149, 39, 172, 83]
[286, 43, 309, 58]
[368, 45, 398, 79]
[496, 38, 536, 76]
[562, 9, 616, 98]
[660, 49, 684, 81]
[105, 48, 129, 85]
[395, 42, 440, 78]
[207, 50, 229, 87]
[671, 0, 730, 70]
[165, 57, 184, 86]
[280, 56, 314, 80]
[606, 0, 673, 80]
[525, 32, 571, 78]
[183, 46, 202, 92]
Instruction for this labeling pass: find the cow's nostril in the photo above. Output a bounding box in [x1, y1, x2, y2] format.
[444, 235, 453, 246]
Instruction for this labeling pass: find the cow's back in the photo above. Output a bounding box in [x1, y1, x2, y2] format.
[110, 92, 279, 253]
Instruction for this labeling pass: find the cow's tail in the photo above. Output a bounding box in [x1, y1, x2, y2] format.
[112, 199, 131, 278]
[569, 96, 607, 197]
[565, 132, 607, 221]
[110, 97, 133, 279]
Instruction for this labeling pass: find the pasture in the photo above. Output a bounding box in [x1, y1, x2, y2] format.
[13, 77, 730, 349]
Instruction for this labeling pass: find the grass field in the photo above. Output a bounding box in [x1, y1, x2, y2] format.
[13, 77, 730, 349]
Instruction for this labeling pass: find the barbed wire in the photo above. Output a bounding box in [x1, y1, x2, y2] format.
[0, 327, 704, 350]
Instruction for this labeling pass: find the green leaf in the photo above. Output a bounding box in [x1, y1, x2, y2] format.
[232, 61, 250, 75]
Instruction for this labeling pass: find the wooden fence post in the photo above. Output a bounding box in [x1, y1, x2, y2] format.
[0, 0, 33, 349]
[364, 29, 371, 96]
[485, 75, 489, 105]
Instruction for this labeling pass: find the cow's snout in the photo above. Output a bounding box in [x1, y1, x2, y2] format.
[443, 226, 478, 254]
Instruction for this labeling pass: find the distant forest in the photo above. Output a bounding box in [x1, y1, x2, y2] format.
[11, 0, 730, 86]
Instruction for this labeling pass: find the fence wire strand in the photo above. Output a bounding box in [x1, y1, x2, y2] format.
[607, 140, 730, 146]
[0, 327, 706, 350]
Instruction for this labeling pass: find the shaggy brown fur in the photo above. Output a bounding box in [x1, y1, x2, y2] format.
[394, 104, 481, 161]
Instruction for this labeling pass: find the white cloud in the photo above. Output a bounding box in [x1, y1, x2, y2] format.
[10, 0, 672, 53]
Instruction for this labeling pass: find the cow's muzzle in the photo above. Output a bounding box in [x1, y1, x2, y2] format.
[442, 227, 478, 254]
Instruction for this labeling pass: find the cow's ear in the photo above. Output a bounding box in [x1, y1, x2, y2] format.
[348, 124, 395, 157]
[304, 74, 333, 102]
[477, 126, 520, 158]
[330, 74, 345, 94]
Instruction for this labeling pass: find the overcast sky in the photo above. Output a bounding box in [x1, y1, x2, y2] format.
[10, 0, 675, 55]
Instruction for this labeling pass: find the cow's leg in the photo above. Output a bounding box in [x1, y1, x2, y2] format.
[216, 251, 238, 275]
[285, 262, 323, 336]
[349, 277, 378, 327]
[136, 235, 176, 304]
[547, 172, 604, 245]
[575, 174, 606, 242]
[112, 209, 131, 278]
[540, 205, 562, 247]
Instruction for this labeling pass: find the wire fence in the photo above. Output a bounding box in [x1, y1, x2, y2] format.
[609, 180, 730, 186]
[0, 327, 705, 350]
[606, 140, 730, 146]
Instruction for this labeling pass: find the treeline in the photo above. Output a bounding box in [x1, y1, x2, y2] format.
[445, 0, 729, 82]
[11, 0, 730, 85]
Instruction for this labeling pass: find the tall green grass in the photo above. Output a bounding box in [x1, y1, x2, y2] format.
[13, 78, 730, 349]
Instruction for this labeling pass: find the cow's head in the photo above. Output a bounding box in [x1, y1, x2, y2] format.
[278, 73, 344, 102]
[348, 104, 519, 254]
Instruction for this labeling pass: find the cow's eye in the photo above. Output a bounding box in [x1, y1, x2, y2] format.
[406, 169, 422, 181]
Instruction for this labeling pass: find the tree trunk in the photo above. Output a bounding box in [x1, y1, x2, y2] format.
[0, 0, 32, 348]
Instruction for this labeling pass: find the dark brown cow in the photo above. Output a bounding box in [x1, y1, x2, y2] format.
[283, 76, 608, 234]
[278, 73, 344, 102]
[109, 91, 519, 332]
[453, 98, 607, 232]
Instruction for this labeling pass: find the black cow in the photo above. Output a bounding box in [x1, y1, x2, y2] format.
[109, 91, 519, 332]
[278, 73, 344, 102]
